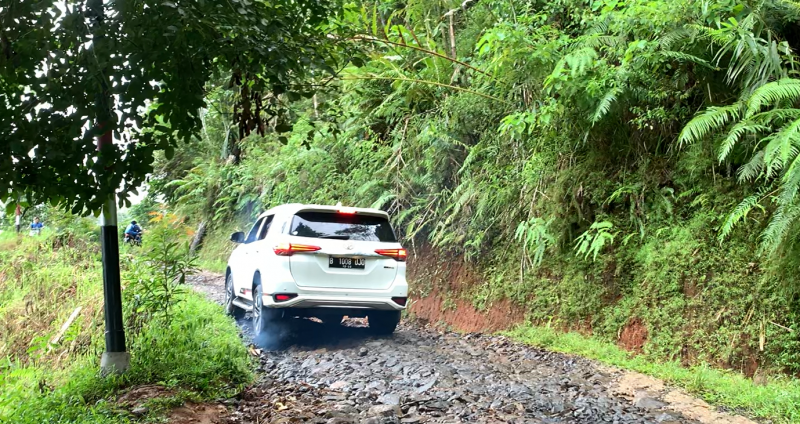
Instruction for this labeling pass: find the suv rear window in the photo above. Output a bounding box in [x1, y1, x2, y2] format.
[290, 211, 397, 242]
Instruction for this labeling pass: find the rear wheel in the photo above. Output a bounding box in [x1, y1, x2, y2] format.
[368, 310, 401, 335]
[224, 273, 245, 319]
[252, 283, 282, 335]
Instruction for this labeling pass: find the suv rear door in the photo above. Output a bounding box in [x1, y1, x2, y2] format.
[231, 216, 266, 297]
[286, 210, 400, 290]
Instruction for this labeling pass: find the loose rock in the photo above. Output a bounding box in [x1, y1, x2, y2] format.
[186, 273, 757, 424]
[131, 406, 148, 417]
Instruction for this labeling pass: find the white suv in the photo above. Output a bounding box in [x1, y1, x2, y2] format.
[224, 203, 408, 335]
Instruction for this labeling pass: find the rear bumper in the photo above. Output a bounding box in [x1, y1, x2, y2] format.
[262, 278, 408, 311]
[276, 295, 404, 311]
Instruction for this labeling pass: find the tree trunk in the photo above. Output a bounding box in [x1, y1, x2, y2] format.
[448, 13, 457, 59]
[190, 221, 207, 255]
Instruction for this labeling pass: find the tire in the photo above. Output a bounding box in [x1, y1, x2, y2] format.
[252, 283, 282, 335]
[224, 273, 245, 320]
[368, 310, 401, 335]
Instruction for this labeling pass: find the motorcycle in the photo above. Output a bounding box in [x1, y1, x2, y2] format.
[123, 233, 142, 246]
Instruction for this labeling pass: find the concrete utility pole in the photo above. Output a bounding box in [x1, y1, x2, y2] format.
[98, 133, 129, 375]
[88, 0, 129, 375]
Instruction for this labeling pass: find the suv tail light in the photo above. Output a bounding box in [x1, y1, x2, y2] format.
[392, 297, 408, 306]
[273, 293, 297, 302]
[375, 248, 407, 262]
[274, 243, 321, 256]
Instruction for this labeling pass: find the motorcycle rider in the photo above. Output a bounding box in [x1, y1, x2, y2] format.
[124, 220, 142, 242]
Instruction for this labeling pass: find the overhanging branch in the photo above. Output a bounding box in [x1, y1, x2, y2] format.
[340, 75, 511, 105]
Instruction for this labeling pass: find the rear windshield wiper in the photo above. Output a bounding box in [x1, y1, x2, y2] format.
[318, 235, 351, 240]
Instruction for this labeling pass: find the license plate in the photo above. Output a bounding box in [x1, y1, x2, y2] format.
[329, 256, 365, 269]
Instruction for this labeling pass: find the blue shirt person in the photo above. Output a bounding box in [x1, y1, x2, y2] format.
[30, 217, 44, 235]
[125, 221, 142, 236]
[30, 217, 43, 230]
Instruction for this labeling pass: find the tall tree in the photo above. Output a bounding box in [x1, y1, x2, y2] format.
[0, 0, 347, 213]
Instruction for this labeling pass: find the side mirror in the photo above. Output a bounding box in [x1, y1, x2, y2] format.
[230, 231, 245, 243]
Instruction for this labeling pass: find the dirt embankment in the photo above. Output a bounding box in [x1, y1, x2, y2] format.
[405, 246, 526, 333]
[405, 247, 654, 354]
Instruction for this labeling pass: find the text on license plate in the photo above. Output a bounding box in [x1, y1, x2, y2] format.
[329, 256, 365, 269]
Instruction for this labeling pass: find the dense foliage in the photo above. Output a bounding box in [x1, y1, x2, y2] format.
[150, 0, 800, 377]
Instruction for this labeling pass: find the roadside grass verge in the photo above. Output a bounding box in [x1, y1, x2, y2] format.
[506, 325, 800, 423]
[0, 228, 252, 423]
[2, 291, 252, 423]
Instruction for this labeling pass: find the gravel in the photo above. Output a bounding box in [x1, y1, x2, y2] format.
[188, 274, 704, 424]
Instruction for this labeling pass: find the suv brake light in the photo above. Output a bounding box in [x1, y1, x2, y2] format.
[274, 293, 297, 302]
[274, 243, 321, 256]
[375, 248, 407, 262]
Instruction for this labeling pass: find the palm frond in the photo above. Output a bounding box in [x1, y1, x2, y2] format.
[591, 87, 623, 124]
[760, 203, 800, 254]
[778, 160, 800, 213]
[718, 120, 768, 162]
[545, 47, 598, 88]
[738, 150, 766, 182]
[745, 78, 800, 118]
[749, 108, 800, 125]
[584, 35, 626, 49]
[678, 104, 743, 146]
[371, 192, 397, 210]
[658, 51, 715, 69]
[718, 191, 767, 242]
[565, 47, 599, 76]
[658, 27, 696, 50]
[762, 117, 800, 178]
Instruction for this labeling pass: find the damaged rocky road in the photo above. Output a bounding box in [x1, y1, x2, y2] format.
[188, 273, 754, 424]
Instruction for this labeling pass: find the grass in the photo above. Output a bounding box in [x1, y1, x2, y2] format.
[0, 228, 253, 424]
[506, 324, 800, 423]
[197, 257, 227, 274]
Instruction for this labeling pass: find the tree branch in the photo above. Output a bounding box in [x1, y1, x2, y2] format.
[352, 35, 496, 80]
[340, 75, 511, 105]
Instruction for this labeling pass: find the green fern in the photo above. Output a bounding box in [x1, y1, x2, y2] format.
[760, 203, 800, 254]
[745, 79, 800, 118]
[591, 86, 623, 124]
[658, 50, 715, 69]
[544, 47, 598, 88]
[718, 192, 768, 242]
[737, 150, 766, 182]
[574, 221, 616, 262]
[718, 121, 768, 162]
[762, 118, 800, 178]
[370, 192, 397, 210]
[679, 104, 742, 147]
